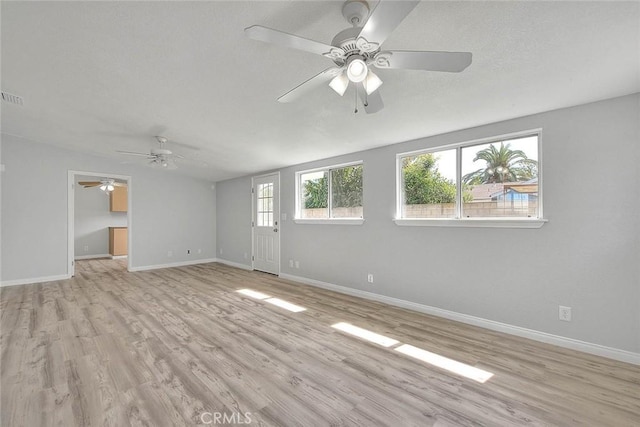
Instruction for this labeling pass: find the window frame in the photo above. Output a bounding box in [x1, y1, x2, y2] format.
[294, 160, 365, 225]
[395, 129, 546, 228]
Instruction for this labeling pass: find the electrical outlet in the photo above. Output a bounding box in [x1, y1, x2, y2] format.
[84, 245, 89, 252]
[219, 248, 223, 255]
[187, 249, 191, 255]
[367, 274, 374, 283]
[289, 259, 294, 268]
[295, 261, 300, 269]
[559, 305, 572, 322]
[197, 249, 202, 254]
[168, 250, 173, 258]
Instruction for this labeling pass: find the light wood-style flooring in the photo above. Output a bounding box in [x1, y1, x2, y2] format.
[1, 259, 639, 426]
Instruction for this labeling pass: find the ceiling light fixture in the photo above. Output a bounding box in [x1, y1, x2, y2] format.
[364, 70, 383, 95]
[329, 71, 349, 96]
[99, 181, 115, 193]
[346, 57, 368, 83]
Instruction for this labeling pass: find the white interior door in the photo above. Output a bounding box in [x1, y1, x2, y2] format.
[252, 173, 280, 275]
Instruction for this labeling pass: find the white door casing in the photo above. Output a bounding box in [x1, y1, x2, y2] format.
[252, 173, 280, 275]
[68, 170, 132, 277]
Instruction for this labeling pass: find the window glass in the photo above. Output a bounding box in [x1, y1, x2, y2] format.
[300, 171, 328, 219]
[297, 163, 363, 220]
[257, 183, 274, 226]
[331, 164, 363, 218]
[398, 133, 540, 220]
[401, 149, 457, 218]
[461, 136, 538, 218]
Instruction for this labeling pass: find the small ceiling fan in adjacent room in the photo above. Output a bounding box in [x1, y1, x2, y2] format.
[116, 136, 186, 169]
[245, 0, 472, 113]
[78, 179, 126, 193]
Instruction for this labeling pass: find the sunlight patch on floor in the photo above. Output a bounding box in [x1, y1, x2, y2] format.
[236, 289, 270, 300]
[395, 344, 494, 383]
[331, 322, 399, 347]
[264, 297, 307, 313]
[237, 289, 307, 312]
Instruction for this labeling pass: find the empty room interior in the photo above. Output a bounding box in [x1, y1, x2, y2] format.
[1, 1, 639, 426]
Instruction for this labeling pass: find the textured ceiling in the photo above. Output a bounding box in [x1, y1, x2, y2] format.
[1, 1, 638, 182]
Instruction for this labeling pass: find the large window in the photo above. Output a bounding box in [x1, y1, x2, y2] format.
[398, 132, 542, 223]
[296, 162, 363, 220]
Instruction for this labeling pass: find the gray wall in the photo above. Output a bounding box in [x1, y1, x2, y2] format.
[216, 94, 640, 354]
[74, 175, 127, 258]
[216, 176, 252, 264]
[1, 135, 216, 281]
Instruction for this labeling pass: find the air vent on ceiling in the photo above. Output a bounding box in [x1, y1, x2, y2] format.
[1, 91, 24, 106]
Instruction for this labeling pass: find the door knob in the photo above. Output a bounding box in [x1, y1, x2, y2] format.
[273, 228, 278, 232]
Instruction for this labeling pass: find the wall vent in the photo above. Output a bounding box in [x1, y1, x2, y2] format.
[1, 91, 24, 106]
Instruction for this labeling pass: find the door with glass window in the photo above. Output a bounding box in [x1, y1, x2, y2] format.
[252, 173, 280, 274]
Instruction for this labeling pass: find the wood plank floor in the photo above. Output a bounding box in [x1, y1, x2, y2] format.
[1, 259, 639, 426]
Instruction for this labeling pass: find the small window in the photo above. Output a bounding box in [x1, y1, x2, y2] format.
[398, 132, 541, 222]
[256, 182, 274, 226]
[297, 163, 363, 220]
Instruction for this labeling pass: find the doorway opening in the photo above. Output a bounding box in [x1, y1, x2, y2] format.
[68, 170, 132, 276]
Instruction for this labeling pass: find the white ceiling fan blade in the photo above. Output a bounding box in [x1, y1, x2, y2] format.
[374, 50, 472, 72]
[358, 1, 420, 46]
[356, 83, 384, 114]
[245, 25, 341, 58]
[116, 150, 153, 158]
[278, 67, 342, 103]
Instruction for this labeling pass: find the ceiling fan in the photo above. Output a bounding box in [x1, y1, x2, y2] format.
[78, 179, 126, 192]
[117, 136, 184, 169]
[245, 0, 472, 113]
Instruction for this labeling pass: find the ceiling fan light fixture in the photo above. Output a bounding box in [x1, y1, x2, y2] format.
[346, 58, 367, 83]
[364, 69, 383, 95]
[99, 184, 107, 191]
[329, 72, 349, 96]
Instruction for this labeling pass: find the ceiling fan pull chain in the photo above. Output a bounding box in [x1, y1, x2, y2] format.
[363, 81, 369, 107]
[354, 87, 358, 114]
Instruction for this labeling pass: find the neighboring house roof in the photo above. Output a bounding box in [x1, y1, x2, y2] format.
[469, 183, 504, 201]
[503, 183, 539, 194]
[469, 179, 538, 201]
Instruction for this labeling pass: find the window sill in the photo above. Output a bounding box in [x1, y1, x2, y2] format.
[294, 218, 365, 225]
[394, 218, 547, 229]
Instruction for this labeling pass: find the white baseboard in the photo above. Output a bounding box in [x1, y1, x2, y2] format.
[111, 255, 128, 260]
[74, 254, 111, 260]
[214, 258, 253, 271]
[1, 274, 71, 288]
[129, 258, 218, 272]
[280, 273, 640, 365]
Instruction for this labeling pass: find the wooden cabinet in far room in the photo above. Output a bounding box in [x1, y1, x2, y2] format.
[110, 186, 127, 212]
[109, 227, 128, 256]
